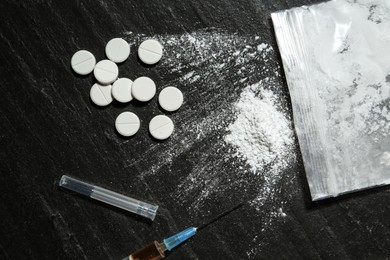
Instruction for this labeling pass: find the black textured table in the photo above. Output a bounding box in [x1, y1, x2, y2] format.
[1, 1, 390, 259]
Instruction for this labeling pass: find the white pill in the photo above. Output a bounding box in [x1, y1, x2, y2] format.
[105, 38, 130, 63]
[149, 115, 174, 140]
[93, 60, 119, 85]
[115, 112, 140, 137]
[158, 87, 183, 112]
[131, 77, 156, 102]
[90, 83, 113, 106]
[112, 78, 133, 103]
[71, 50, 96, 75]
[138, 39, 163, 65]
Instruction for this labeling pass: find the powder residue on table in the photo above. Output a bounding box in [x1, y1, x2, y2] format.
[123, 29, 298, 255]
[225, 77, 296, 212]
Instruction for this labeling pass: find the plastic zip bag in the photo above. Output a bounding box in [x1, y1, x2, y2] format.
[272, 0, 390, 200]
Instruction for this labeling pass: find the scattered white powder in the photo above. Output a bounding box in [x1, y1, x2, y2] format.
[257, 43, 270, 53]
[225, 79, 295, 175]
[224, 77, 296, 219]
[123, 30, 289, 184]
[123, 29, 297, 254]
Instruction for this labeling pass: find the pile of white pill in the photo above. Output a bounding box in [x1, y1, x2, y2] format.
[71, 38, 183, 140]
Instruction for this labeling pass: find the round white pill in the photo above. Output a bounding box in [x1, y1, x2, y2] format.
[90, 83, 113, 106]
[131, 77, 156, 102]
[71, 50, 96, 75]
[138, 39, 163, 65]
[112, 78, 133, 103]
[115, 112, 140, 137]
[158, 87, 183, 112]
[105, 38, 130, 63]
[93, 60, 118, 85]
[149, 115, 174, 140]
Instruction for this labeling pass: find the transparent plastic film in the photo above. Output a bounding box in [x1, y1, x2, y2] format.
[272, 0, 390, 200]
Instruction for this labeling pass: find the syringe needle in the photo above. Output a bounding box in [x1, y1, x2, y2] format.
[197, 202, 244, 231]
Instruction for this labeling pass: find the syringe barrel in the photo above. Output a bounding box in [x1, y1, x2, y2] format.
[59, 175, 158, 221]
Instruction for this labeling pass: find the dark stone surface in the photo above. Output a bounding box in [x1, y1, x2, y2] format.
[0, 0, 389, 259]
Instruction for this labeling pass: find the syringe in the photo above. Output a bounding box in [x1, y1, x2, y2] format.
[122, 203, 243, 260]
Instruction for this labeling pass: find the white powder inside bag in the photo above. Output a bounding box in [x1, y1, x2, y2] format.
[272, 0, 390, 200]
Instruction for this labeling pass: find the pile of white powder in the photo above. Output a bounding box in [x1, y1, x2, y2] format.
[225, 78, 295, 175]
